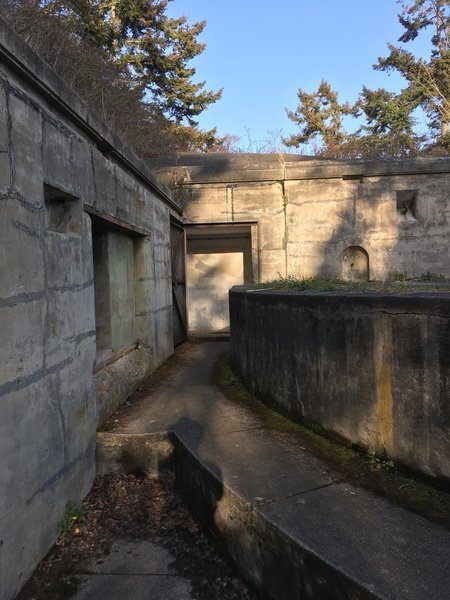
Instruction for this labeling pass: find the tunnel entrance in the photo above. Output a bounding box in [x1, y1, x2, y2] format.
[186, 223, 256, 334]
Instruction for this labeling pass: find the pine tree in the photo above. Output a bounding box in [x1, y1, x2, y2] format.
[36, 0, 222, 143]
[286, 1, 450, 156]
[374, 0, 450, 149]
[352, 86, 423, 156]
[283, 80, 357, 155]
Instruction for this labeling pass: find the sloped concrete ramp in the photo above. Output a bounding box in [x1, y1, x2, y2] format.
[97, 341, 450, 600]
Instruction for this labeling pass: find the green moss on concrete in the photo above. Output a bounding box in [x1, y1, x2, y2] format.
[215, 352, 450, 527]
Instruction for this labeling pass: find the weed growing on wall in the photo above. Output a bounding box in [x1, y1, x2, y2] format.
[367, 454, 395, 472]
[391, 270, 445, 282]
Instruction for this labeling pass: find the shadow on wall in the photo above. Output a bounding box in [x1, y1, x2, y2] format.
[313, 187, 401, 282]
[302, 200, 450, 473]
[146, 153, 235, 207]
[165, 416, 225, 543]
[186, 252, 245, 333]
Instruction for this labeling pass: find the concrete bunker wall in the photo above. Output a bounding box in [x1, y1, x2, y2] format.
[0, 20, 179, 600]
[149, 154, 450, 331]
[230, 287, 450, 482]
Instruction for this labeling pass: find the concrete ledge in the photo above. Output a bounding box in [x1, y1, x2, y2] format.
[147, 152, 450, 185]
[96, 432, 174, 478]
[96, 431, 371, 599]
[169, 435, 373, 600]
[94, 341, 450, 600]
[96, 425, 450, 600]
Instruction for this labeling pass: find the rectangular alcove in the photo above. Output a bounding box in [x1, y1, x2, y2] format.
[44, 184, 82, 235]
[396, 190, 418, 223]
[91, 218, 138, 364]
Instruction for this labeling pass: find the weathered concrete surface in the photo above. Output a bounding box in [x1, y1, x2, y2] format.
[73, 540, 192, 600]
[230, 287, 450, 482]
[0, 18, 177, 600]
[2, 9, 450, 598]
[149, 153, 450, 331]
[99, 341, 450, 600]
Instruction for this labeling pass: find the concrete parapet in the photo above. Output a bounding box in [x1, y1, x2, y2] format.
[230, 287, 450, 482]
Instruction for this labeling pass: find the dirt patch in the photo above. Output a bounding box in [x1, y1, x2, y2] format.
[17, 474, 254, 600]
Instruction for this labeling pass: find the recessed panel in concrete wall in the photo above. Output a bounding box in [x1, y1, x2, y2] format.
[341, 246, 369, 281]
[109, 232, 136, 349]
[92, 224, 137, 362]
[187, 252, 243, 333]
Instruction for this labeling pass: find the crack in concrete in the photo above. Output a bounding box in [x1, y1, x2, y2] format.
[208, 425, 265, 437]
[48, 279, 94, 294]
[0, 353, 75, 397]
[11, 216, 41, 238]
[25, 440, 94, 505]
[80, 572, 179, 577]
[259, 478, 346, 507]
[0, 189, 43, 212]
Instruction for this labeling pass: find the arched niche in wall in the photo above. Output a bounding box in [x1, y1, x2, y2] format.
[341, 246, 369, 282]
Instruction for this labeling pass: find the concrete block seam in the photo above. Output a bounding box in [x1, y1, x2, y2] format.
[0, 290, 46, 307]
[0, 190, 44, 213]
[11, 217, 41, 239]
[1, 72, 85, 145]
[47, 279, 94, 294]
[25, 438, 95, 506]
[0, 353, 77, 397]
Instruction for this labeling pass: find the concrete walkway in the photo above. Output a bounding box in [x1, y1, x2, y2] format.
[74, 540, 192, 600]
[97, 341, 450, 600]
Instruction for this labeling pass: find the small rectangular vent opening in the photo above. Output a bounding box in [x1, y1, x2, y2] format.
[44, 184, 81, 235]
[396, 190, 417, 223]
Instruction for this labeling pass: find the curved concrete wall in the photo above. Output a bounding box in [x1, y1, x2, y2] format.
[230, 287, 450, 482]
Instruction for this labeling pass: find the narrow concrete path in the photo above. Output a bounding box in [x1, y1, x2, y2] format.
[99, 341, 450, 600]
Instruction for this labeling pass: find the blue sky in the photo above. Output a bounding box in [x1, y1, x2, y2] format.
[166, 1, 431, 149]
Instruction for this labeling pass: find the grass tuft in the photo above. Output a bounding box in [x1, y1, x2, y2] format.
[249, 275, 450, 293]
